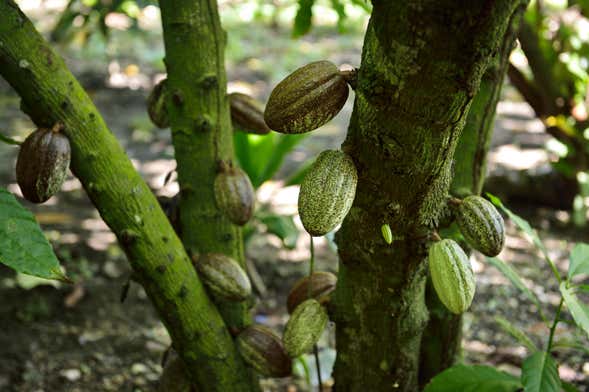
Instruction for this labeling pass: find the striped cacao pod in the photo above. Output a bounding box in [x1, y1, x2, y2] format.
[455, 196, 505, 257]
[229, 92, 271, 134]
[298, 150, 358, 236]
[236, 325, 292, 377]
[16, 126, 71, 204]
[428, 239, 476, 314]
[264, 61, 349, 134]
[147, 78, 169, 129]
[193, 253, 251, 301]
[286, 271, 337, 314]
[283, 299, 328, 358]
[214, 162, 255, 226]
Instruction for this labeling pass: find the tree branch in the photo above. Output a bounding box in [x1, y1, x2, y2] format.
[0, 1, 250, 390]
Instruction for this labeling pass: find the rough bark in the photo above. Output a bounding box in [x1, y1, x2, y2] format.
[0, 1, 254, 390]
[419, 7, 527, 386]
[332, 2, 528, 391]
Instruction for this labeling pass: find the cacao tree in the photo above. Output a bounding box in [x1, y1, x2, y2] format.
[0, 0, 533, 391]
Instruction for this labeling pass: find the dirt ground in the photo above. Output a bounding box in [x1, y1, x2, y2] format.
[0, 3, 588, 391]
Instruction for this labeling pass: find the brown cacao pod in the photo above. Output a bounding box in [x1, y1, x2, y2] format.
[229, 92, 272, 134]
[286, 271, 337, 313]
[158, 355, 193, 392]
[298, 150, 358, 236]
[455, 195, 505, 257]
[193, 253, 251, 301]
[236, 325, 292, 377]
[429, 239, 476, 314]
[283, 299, 328, 358]
[264, 60, 349, 134]
[214, 162, 255, 226]
[147, 78, 169, 129]
[16, 126, 71, 204]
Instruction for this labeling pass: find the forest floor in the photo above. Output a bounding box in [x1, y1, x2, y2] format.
[0, 2, 588, 391]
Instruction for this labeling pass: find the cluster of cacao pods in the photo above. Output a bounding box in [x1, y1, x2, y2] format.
[428, 195, 505, 314]
[16, 124, 71, 204]
[298, 149, 358, 236]
[192, 253, 251, 302]
[214, 160, 255, 226]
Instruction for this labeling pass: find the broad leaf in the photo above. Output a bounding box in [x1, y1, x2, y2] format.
[562, 381, 581, 392]
[423, 364, 521, 392]
[260, 214, 299, 249]
[495, 316, 538, 351]
[560, 282, 589, 338]
[259, 134, 306, 185]
[568, 243, 589, 280]
[486, 257, 544, 314]
[0, 188, 67, 281]
[293, 0, 315, 38]
[521, 351, 561, 392]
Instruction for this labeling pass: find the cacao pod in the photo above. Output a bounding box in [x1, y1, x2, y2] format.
[16, 126, 71, 204]
[298, 150, 358, 236]
[286, 271, 337, 314]
[283, 299, 328, 358]
[236, 325, 292, 377]
[229, 92, 272, 134]
[264, 60, 349, 134]
[193, 253, 251, 301]
[381, 224, 393, 245]
[455, 195, 505, 257]
[428, 239, 476, 315]
[158, 355, 193, 392]
[147, 78, 169, 129]
[214, 162, 255, 226]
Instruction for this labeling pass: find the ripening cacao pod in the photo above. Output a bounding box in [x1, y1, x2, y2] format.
[229, 93, 272, 134]
[283, 299, 328, 358]
[158, 355, 193, 392]
[264, 60, 349, 134]
[214, 162, 255, 226]
[286, 271, 337, 314]
[16, 126, 71, 204]
[455, 196, 505, 257]
[298, 150, 358, 236]
[428, 239, 476, 315]
[147, 78, 169, 128]
[193, 253, 251, 301]
[236, 325, 292, 377]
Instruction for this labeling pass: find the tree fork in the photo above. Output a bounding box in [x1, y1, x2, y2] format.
[332, 1, 528, 391]
[0, 1, 255, 390]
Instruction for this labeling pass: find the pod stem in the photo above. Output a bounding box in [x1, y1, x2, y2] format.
[447, 197, 463, 207]
[431, 232, 442, 242]
[339, 68, 358, 90]
[314, 343, 323, 391]
[51, 121, 65, 133]
[308, 234, 322, 391]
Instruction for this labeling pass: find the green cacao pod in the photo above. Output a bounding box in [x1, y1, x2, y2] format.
[429, 239, 476, 315]
[229, 92, 271, 134]
[16, 126, 71, 204]
[147, 78, 169, 128]
[381, 224, 393, 245]
[455, 196, 505, 257]
[286, 272, 337, 314]
[214, 162, 255, 226]
[236, 325, 292, 377]
[298, 150, 358, 236]
[283, 299, 328, 358]
[158, 355, 193, 392]
[193, 253, 251, 301]
[264, 60, 349, 134]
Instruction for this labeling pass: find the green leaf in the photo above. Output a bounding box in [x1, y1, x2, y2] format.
[259, 134, 307, 185]
[330, 0, 347, 32]
[560, 282, 589, 338]
[284, 159, 313, 186]
[293, 0, 315, 38]
[521, 351, 561, 392]
[562, 381, 581, 392]
[495, 316, 538, 351]
[568, 243, 589, 280]
[0, 188, 67, 281]
[423, 364, 521, 392]
[260, 214, 299, 249]
[486, 257, 544, 316]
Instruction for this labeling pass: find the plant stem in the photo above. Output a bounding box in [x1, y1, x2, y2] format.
[0, 132, 21, 145]
[547, 297, 564, 352]
[314, 343, 323, 391]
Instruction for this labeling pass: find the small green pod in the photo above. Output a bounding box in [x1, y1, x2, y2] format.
[381, 224, 393, 244]
[455, 195, 505, 257]
[429, 239, 476, 315]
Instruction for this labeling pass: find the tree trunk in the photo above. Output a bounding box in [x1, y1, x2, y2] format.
[419, 7, 526, 386]
[332, 2, 528, 391]
[0, 1, 254, 390]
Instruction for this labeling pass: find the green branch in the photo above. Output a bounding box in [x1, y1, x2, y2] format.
[0, 1, 250, 390]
